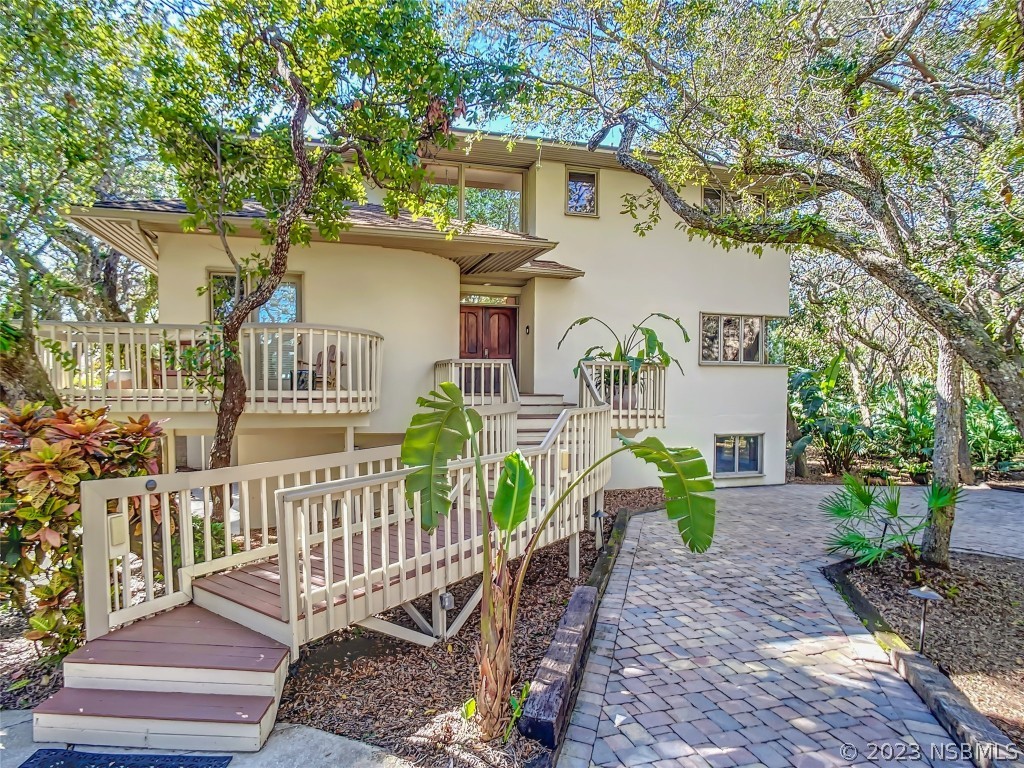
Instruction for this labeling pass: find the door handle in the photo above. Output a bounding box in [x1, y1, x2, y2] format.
[483, 349, 489, 358]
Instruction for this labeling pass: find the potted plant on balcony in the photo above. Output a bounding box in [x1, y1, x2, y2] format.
[557, 313, 689, 409]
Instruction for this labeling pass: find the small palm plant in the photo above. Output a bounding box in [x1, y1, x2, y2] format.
[820, 474, 959, 565]
[401, 383, 715, 740]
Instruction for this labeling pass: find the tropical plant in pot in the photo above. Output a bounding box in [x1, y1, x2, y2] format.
[557, 313, 689, 410]
[401, 383, 715, 740]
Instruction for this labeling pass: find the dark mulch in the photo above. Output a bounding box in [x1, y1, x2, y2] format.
[279, 488, 659, 768]
[0, 606, 63, 711]
[848, 554, 1024, 749]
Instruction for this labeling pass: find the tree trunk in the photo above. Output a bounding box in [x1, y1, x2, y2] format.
[0, 338, 60, 407]
[476, 562, 513, 741]
[787, 406, 809, 478]
[922, 336, 961, 567]
[1, 262, 60, 407]
[205, 82, 320, 471]
[958, 400, 975, 485]
[209, 331, 246, 470]
[845, 348, 873, 426]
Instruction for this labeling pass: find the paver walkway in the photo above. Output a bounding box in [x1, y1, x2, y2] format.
[561, 485, 1024, 768]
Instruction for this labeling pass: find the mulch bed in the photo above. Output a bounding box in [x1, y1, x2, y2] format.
[278, 488, 658, 768]
[0, 606, 63, 711]
[848, 554, 1024, 749]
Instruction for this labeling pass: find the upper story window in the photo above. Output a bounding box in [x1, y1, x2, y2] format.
[566, 169, 598, 216]
[701, 313, 785, 365]
[208, 272, 302, 323]
[422, 162, 524, 233]
[703, 187, 766, 216]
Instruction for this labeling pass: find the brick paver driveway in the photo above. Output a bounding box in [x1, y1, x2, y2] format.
[560, 485, 1024, 768]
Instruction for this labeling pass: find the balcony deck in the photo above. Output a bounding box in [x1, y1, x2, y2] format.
[37, 321, 383, 415]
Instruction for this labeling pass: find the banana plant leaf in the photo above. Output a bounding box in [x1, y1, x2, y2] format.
[401, 382, 482, 531]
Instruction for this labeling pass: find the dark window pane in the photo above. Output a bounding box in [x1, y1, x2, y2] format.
[701, 315, 720, 361]
[715, 435, 736, 474]
[737, 435, 761, 473]
[742, 317, 762, 362]
[703, 188, 723, 214]
[567, 171, 597, 215]
[722, 316, 740, 362]
[765, 317, 786, 364]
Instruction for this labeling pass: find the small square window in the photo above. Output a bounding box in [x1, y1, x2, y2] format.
[715, 434, 763, 475]
[703, 188, 723, 214]
[567, 170, 598, 216]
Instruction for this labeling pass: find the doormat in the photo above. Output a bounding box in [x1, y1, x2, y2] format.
[17, 750, 231, 768]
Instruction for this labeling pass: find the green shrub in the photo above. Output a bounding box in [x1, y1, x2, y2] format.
[870, 383, 934, 470]
[966, 397, 1023, 469]
[1, 403, 164, 658]
[820, 474, 926, 565]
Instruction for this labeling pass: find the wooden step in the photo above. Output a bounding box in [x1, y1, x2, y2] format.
[519, 393, 568, 406]
[33, 688, 277, 752]
[63, 606, 289, 697]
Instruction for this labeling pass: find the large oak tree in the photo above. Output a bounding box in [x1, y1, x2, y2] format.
[460, 0, 1024, 565]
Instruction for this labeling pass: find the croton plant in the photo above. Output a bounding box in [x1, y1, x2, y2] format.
[1, 402, 164, 658]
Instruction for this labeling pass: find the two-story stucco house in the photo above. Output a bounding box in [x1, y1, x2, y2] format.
[42, 132, 790, 488]
[31, 133, 791, 751]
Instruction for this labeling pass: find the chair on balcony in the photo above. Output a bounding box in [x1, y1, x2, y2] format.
[296, 344, 344, 391]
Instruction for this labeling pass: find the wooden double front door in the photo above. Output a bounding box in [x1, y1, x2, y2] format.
[460, 305, 517, 373]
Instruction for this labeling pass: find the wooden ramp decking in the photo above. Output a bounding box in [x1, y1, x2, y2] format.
[33, 490, 573, 753]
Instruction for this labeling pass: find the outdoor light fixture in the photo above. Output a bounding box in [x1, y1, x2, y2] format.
[908, 586, 943, 653]
[592, 509, 605, 520]
[439, 591, 456, 611]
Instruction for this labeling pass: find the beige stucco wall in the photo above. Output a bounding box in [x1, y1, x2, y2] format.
[156, 232, 460, 436]
[526, 161, 790, 488]
[150, 152, 789, 489]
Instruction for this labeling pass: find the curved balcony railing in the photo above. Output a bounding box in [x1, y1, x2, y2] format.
[37, 322, 383, 415]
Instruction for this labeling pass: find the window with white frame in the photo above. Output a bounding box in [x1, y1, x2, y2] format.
[715, 434, 763, 475]
[566, 169, 598, 216]
[701, 313, 785, 364]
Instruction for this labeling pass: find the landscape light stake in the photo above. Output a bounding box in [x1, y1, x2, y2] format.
[907, 586, 943, 653]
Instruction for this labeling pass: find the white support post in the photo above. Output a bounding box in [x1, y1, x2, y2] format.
[568, 531, 580, 579]
[431, 588, 448, 639]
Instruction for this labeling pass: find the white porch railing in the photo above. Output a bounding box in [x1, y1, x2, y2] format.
[581, 361, 667, 431]
[37, 322, 383, 415]
[77, 360, 610, 648]
[275, 391, 611, 652]
[80, 445, 403, 639]
[433, 359, 519, 406]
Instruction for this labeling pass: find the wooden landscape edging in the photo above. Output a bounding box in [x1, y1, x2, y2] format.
[518, 508, 633, 762]
[823, 559, 1024, 768]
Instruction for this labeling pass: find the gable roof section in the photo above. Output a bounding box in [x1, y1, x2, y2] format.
[69, 199, 558, 276]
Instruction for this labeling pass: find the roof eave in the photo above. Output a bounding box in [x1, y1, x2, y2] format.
[67, 206, 558, 275]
